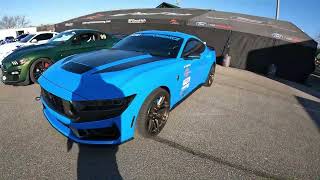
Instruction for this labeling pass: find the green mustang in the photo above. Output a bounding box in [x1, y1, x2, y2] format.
[1, 29, 119, 85]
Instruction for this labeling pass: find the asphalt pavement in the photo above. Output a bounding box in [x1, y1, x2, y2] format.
[0, 66, 319, 180]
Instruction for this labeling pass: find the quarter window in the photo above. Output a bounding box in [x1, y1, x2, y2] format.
[182, 39, 205, 58]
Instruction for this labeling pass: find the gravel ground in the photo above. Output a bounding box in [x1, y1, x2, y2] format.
[0, 66, 319, 180]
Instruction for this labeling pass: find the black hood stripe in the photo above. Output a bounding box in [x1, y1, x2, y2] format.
[63, 49, 145, 67]
[93, 56, 168, 74]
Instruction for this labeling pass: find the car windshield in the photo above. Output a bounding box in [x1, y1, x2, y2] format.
[48, 31, 76, 43]
[112, 33, 183, 58]
[16, 34, 29, 41]
[20, 34, 35, 43]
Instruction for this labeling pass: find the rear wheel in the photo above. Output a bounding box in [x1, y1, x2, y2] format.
[136, 88, 170, 137]
[204, 63, 216, 87]
[30, 58, 53, 83]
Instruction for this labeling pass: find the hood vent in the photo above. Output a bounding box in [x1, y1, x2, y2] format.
[62, 61, 92, 74]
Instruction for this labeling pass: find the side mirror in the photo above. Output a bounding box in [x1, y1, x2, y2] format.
[31, 39, 38, 43]
[184, 54, 200, 60]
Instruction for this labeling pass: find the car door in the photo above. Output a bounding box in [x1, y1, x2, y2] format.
[59, 32, 99, 58]
[178, 38, 207, 97]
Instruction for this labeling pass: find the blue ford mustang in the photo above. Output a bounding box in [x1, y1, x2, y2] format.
[39, 30, 216, 144]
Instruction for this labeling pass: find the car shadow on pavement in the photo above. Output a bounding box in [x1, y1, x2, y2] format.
[67, 139, 123, 180]
[295, 96, 320, 131]
[65, 67, 125, 180]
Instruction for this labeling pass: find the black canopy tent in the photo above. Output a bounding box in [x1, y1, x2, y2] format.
[54, 8, 317, 82]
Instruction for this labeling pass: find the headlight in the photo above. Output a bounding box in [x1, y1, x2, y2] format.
[71, 95, 136, 112]
[67, 95, 136, 122]
[11, 58, 27, 66]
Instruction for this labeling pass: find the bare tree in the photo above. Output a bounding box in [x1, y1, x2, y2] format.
[0, 15, 30, 29]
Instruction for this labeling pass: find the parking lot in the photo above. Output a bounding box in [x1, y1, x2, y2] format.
[0, 66, 319, 179]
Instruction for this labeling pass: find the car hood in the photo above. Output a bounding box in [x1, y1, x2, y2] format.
[40, 49, 174, 100]
[3, 43, 56, 62]
[0, 42, 25, 53]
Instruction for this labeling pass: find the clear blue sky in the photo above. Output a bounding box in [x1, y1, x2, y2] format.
[0, 0, 319, 38]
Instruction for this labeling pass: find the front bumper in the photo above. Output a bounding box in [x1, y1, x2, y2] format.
[39, 84, 140, 145]
[42, 98, 124, 144]
[1, 65, 26, 85]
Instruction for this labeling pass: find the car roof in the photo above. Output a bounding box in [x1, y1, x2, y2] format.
[33, 31, 58, 35]
[63, 29, 104, 34]
[135, 30, 199, 40]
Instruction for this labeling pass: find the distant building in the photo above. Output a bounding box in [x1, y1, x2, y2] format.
[0, 27, 37, 40]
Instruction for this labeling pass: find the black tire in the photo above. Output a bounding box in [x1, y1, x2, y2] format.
[204, 63, 216, 87]
[136, 88, 170, 138]
[29, 58, 53, 83]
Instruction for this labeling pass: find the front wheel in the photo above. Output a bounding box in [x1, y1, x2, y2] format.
[204, 63, 216, 87]
[136, 88, 170, 137]
[30, 58, 53, 83]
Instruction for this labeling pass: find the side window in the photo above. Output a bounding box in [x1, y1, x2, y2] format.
[182, 39, 205, 58]
[76, 33, 98, 43]
[34, 33, 54, 41]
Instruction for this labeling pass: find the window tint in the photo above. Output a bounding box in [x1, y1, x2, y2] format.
[112, 33, 183, 58]
[34, 33, 54, 41]
[182, 39, 205, 58]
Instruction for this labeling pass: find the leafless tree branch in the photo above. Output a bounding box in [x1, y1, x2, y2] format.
[0, 15, 30, 29]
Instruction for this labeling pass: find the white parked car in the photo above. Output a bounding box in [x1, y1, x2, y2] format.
[0, 31, 58, 65]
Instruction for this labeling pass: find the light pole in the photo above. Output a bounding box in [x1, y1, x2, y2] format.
[276, 0, 280, 20]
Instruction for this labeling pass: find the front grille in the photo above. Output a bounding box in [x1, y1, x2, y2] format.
[41, 88, 128, 123]
[41, 88, 121, 141]
[72, 125, 120, 140]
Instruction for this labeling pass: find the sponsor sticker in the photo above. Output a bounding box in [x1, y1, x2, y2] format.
[128, 19, 146, 24]
[182, 83, 189, 90]
[232, 16, 264, 24]
[183, 77, 191, 86]
[272, 33, 283, 39]
[196, 21, 207, 26]
[65, 23, 73, 27]
[209, 24, 233, 30]
[271, 33, 301, 43]
[169, 19, 179, 25]
[180, 64, 192, 96]
[82, 20, 111, 24]
[111, 12, 192, 17]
